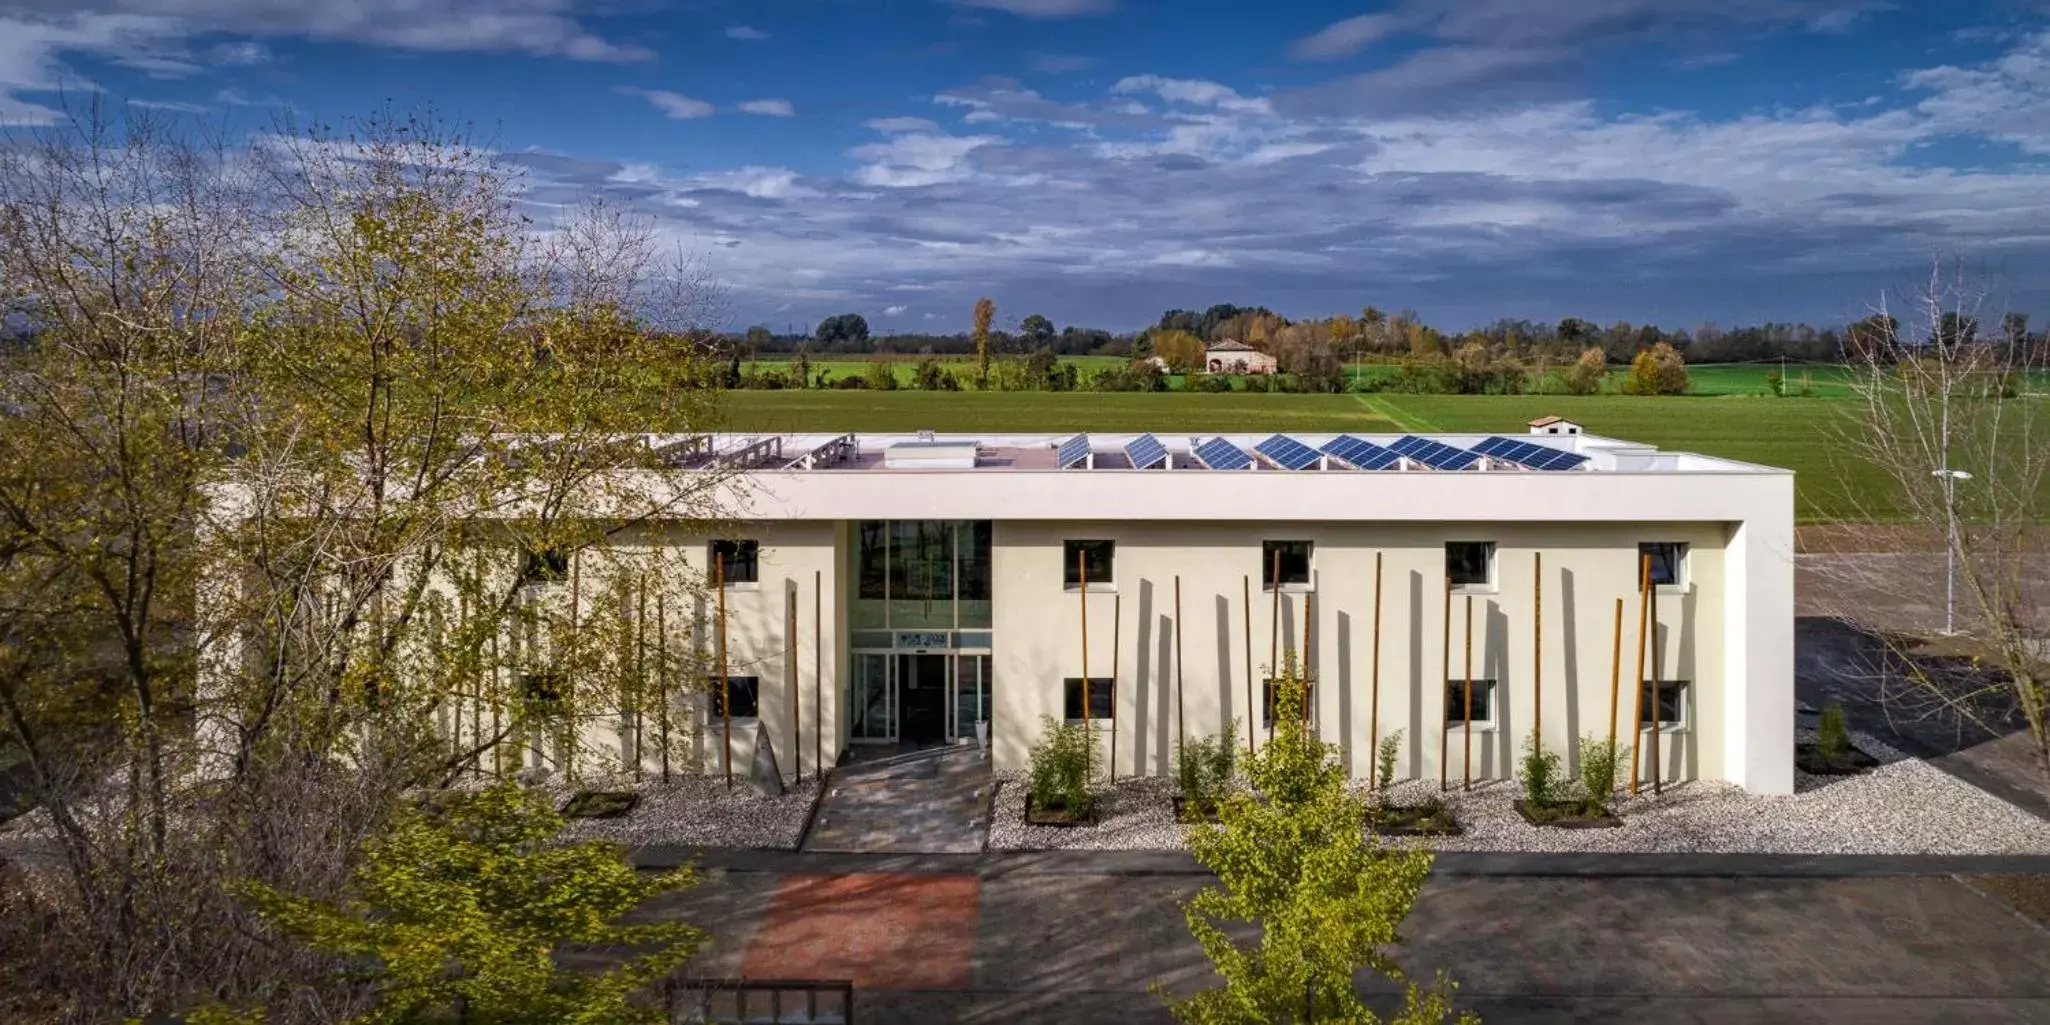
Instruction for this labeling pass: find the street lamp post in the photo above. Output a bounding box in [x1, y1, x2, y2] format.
[1932, 467, 1974, 635]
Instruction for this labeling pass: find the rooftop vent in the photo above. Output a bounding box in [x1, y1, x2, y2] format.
[885, 439, 978, 469]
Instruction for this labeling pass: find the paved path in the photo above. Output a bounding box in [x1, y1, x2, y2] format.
[629, 853, 2050, 1024]
[800, 746, 992, 854]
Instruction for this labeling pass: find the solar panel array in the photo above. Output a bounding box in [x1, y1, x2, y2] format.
[1389, 435, 1483, 471]
[1057, 433, 1092, 470]
[1193, 436, 1253, 470]
[1254, 434, 1322, 470]
[1125, 433, 1168, 469]
[1055, 433, 1587, 472]
[1470, 436, 1589, 471]
[1320, 435, 1402, 470]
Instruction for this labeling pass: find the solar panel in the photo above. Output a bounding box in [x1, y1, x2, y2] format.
[1471, 436, 1588, 471]
[1124, 433, 1168, 469]
[1319, 435, 1401, 470]
[1057, 433, 1092, 470]
[1389, 435, 1482, 471]
[1254, 434, 1322, 470]
[1193, 436, 1253, 470]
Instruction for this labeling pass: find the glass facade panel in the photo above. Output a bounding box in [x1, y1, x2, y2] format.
[958, 520, 993, 628]
[851, 653, 893, 741]
[853, 520, 994, 631]
[953, 654, 991, 738]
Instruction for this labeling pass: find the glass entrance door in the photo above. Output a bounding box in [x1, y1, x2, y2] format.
[951, 654, 991, 742]
[894, 653, 950, 746]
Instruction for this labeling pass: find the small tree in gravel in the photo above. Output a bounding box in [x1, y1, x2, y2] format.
[1377, 729, 1405, 796]
[1175, 723, 1238, 817]
[1578, 735, 1624, 811]
[1814, 703, 1851, 764]
[1028, 715, 1097, 816]
[1518, 728, 1563, 807]
[1159, 664, 1474, 1024]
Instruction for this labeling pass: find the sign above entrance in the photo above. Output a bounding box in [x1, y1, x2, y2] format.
[896, 631, 949, 651]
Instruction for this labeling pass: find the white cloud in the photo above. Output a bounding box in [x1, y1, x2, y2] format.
[1904, 30, 2050, 154]
[688, 166, 814, 199]
[883, 304, 908, 315]
[620, 87, 714, 120]
[950, 0, 1114, 17]
[849, 131, 1003, 187]
[1290, 13, 1401, 60]
[738, 97, 795, 117]
[208, 39, 269, 64]
[725, 25, 770, 40]
[866, 116, 941, 133]
[1113, 74, 1270, 113]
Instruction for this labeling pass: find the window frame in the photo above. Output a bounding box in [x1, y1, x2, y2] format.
[1444, 678, 1498, 731]
[1062, 676, 1116, 723]
[1445, 541, 1496, 591]
[1261, 539, 1314, 592]
[709, 539, 761, 586]
[1638, 679, 1689, 732]
[710, 674, 761, 721]
[1638, 541, 1688, 590]
[1261, 677, 1317, 730]
[1062, 539, 1116, 590]
[518, 548, 570, 587]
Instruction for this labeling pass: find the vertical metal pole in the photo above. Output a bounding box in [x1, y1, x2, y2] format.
[1629, 554, 1649, 796]
[1368, 552, 1383, 789]
[1079, 550, 1091, 778]
[1607, 597, 1623, 792]
[1439, 574, 1451, 792]
[718, 558, 731, 788]
[636, 576, 649, 778]
[1462, 594, 1474, 791]
[788, 586, 799, 784]
[1174, 575, 1186, 750]
[1243, 575, 1254, 756]
[658, 593, 670, 783]
[1650, 563, 1663, 797]
[1110, 593, 1122, 781]
[1301, 590, 1314, 738]
[1533, 552, 1543, 759]
[1268, 549, 1280, 741]
[568, 552, 581, 782]
[814, 569, 823, 781]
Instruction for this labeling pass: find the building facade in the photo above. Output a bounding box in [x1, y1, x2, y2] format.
[625, 426, 1795, 796]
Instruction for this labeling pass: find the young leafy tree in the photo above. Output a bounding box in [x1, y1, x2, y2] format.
[1153, 329, 1208, 373]
[1162, 659, 1473, 1024]
[244, 784, 705, 1024]
[973, 297, 997, 389]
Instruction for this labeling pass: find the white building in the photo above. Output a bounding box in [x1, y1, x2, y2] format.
[1203, 340, 1277, 375]
[615, 425, 1795, 795]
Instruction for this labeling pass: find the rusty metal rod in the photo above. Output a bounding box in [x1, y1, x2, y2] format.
[1439, 574, 1451, 792]
[1110, 592, 1122, 781]
[1606, 597, 1622, 795]
[1629, 554, 1649, 796]
[1369, 552, 1384, 789]
[1463, 593, 1474, 792]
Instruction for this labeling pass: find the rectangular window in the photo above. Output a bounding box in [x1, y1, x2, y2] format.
[857, 521, 888, 600]
[1262, 540, 1312, 590]
[711, 675, 760, 720]
[890, 520, 953, 602]
[1639, 542, 1687, 588]
[1445, 542, 1494, 588]
[518, 548, 569, 586]
[517, 671, 564, 710]
[1639, 680, 1688, 729]
[1062, 677, 1115, 721]
[1445, 679, 1497, 728]
[1262, 678, 1316, 729]
[1063, 540, 1115, 588]
[709, 539, 759, 585]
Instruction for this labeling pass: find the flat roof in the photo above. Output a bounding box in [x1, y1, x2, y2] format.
[649, 431, 1788, 476]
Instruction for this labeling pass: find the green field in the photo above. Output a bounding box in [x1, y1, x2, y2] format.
[712, 389, 1891, 522]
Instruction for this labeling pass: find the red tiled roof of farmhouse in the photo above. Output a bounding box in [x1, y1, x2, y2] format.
[1206, 340, 1258, 352]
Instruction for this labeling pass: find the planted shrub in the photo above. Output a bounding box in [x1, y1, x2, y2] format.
[1815, 702, 1850, 764]
[1028, 715, 1096, 818]
[1518, 729, 1562, 807]
[1176, 725, 1238, 816]
[1376, 729, 1403, 794]
[1578, 735, 1623, 811]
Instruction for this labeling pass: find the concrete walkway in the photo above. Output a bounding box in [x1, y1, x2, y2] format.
[800, 746, 992, 854]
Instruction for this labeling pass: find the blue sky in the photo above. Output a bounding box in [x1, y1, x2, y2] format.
[4, 0, 2050, 333]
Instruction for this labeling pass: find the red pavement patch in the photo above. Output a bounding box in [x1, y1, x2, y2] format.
[743, 873, 979, 990]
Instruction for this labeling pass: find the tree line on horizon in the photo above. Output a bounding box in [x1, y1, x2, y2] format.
[729, 301, 2028, 369]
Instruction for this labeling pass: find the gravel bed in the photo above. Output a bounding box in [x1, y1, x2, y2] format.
[983, 729, 2050, 855]
[986, 773, 1185, 851]
[551, 775, 822, 850]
